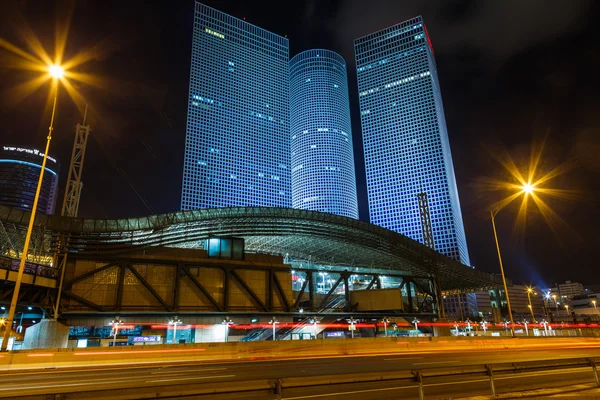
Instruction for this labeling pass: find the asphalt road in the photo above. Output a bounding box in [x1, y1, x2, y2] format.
[3, 346, 600, 399]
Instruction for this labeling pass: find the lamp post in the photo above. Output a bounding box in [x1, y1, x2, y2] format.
[504, 320, 510, 336]
[269, 316, 279, 341]
[565, 304, 569, 318]
[311, 317, 319, 339]
[540, 320, 548, 336]
[348, 317, 356, 339]
[222, 317, 233, 342]
[490, 183, 537, 339]
[412, 318, 420, 336]
[168, 316, 182, 344]
[0, 65, 65, 352]
[453, 322, 460, 336]
[522, 320, 529, 336]
[465, 319, 472, 336]
[491, 207, 515, 337]
[481, 320, 488, 336]
[381, 317, 390, 337]
[526, 287, 537, 323]
[592, 300, 597, 315]
[552, 294, 559, 317]
[110, 316, 123, 347]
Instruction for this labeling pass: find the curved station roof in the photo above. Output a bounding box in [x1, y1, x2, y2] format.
[0, 205, 503, 292]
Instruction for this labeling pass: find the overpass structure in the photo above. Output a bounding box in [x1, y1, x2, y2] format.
[0, 205, 503, 322]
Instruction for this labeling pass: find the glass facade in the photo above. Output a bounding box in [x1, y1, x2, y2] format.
[289, 49, 358, 219]
[0, 145, 60, 214]
[181, 2, 291, 210]
[354, 16, 475, 315]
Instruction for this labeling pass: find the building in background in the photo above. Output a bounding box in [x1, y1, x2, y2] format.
[475, 285, 545, 323]
[354, 16, 474, 316]
[0, 145, 60, 214]
[181, 2, 291, 210]
[552, 280, 586, 301]
[289, 49, 358, 219]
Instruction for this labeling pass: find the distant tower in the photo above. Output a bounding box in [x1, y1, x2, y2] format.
[289, 49, 358, 219]
[0, 145, 60, 214]
[355, 16, 475, 316]
[181, 2, 291, 210]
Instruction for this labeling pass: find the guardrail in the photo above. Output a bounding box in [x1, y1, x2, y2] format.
[269, 357, 600, 399]
[12, 356, 600, 399]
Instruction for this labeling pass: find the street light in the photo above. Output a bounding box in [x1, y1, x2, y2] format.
[490, 182, 538, 338]
[110, 316, 123, 347]
[540, 319, 549, 336]
[522, 320, 529, 336]
[465, 319, 472, 336]
[381, 317, 390, 337]
[168, 316, 182, 344]
[222, 317, 233, 342]
[348, 317, 356, 339]
[412, 318, 420, 336]
[269, 316, 279, 341]
[311, 317, 319, 339]
[1, 65, 65, 352]
[481, 320, 488, 336]
[552, 294, 559, 317]
[592, 300, 597, 315]
[526, 287, 537, 323]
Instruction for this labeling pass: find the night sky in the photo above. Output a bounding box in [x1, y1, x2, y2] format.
[0, 1, 598, 289]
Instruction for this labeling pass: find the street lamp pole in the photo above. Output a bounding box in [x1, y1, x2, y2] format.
[592, 300, 597, 315]
[110, 316, 123, 347]
[526, 287, 537, 323]
[222, 317, 233, 342]
[1, 68, 62, 352]
[269, 316, 279, 341]
[481, 320, 488, 336]
[491, 209, 515, 337]
[382, 317, 390, 337]
[168, 316, 182, 344]
[349, 317, 356, 339]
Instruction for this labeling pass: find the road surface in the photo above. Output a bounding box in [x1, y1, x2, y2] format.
[3, 346, 600, 399]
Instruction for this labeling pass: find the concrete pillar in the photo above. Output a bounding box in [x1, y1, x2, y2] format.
[22, 318, 69, 349]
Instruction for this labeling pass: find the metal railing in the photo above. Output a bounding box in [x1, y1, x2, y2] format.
[0, 255, 58, 279]
[30, 356, 600, 400]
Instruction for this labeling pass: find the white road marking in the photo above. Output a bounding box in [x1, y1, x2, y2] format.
[412, 360, 460, 365]
[150, 367, 227, 375]
[384, 357, 424, 361]
[145, 374, 235, 383]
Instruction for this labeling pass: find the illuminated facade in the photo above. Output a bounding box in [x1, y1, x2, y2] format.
[289, 49, 358, 219]
[354, 16, 475, 315]
[0, 145, 60, 214]
[181, 2, 291, 210]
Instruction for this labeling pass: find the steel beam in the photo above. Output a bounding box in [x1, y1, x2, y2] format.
[181, 266, 223, 312]
[62, 290, 105, 312]
[230, 269, 268, 312]
[125, 263, 172, 312]
[272, 272, 290, 312]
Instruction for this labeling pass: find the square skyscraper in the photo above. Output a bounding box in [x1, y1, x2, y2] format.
[355, 16, 473, 316]
[355, 17, 470, 266]
[181, 2, 291, 210]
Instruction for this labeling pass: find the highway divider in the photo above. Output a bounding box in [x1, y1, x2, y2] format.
[2, 336, 600, 371]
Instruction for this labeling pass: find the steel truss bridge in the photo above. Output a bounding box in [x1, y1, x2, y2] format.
[0, 205, 504, 317]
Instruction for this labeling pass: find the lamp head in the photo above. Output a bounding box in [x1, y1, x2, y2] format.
[522, 183, 535, 194]
[48, 64, 64, 79]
